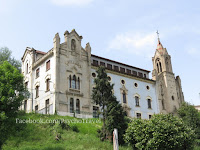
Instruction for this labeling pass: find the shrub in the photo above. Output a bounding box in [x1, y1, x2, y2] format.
[124, 114, 195, 150]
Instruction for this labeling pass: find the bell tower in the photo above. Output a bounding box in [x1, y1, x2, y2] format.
[152, 32, 184, 114]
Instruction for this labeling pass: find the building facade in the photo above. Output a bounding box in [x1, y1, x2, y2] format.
[21, 29, 184, 119]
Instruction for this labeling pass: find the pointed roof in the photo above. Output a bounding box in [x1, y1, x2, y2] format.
[156, 38, 163, 50]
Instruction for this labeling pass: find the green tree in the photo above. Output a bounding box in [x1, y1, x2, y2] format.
[105, 98, 129, 145]
[0, 47, 21, 71]
[92, 66, 114, 140]
[0, 61, 27, 149]
[124, 114, 195, 150]
[178, 102, 200, 139]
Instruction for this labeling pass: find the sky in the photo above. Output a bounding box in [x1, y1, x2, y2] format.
[0, 0, 200, 105]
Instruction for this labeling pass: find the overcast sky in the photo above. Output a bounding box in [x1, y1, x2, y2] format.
[0, 0, 200, 105]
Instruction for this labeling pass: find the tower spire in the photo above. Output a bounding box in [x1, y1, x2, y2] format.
[156, 30, 163, 50]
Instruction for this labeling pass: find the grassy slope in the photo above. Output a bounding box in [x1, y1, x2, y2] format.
[2, 113, 131, 150]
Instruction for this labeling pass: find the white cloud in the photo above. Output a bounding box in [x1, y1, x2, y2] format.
[108, 32, 157, 57]
[51, 0, 94, 6]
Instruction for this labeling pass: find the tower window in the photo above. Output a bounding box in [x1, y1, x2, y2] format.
[135, 96, 140, 106]
[93, 60, 98, 66]
[92, 72, 96, 77]
[134, 83, 138, 88]
[172, 96, 174, 100]
[132, 71, 137, 76]
[138, 72, 143, 78]
[126, 69, 131, 74]
[159, 62, 162, 72]
[120, 67, 125, 73]
[146, 85, 150, 90]
[26, 63, 28, 74]
[157, 63, 159, 73]
[121, 79, 125, 85]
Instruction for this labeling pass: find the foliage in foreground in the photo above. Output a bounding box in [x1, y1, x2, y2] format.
[124, 114, 195, 150]
[2, 113, 131, 150]
[178, 102, 200, 139]
[0, 62, 28, 149]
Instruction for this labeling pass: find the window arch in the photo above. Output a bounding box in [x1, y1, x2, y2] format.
[71, 39, 76, 50]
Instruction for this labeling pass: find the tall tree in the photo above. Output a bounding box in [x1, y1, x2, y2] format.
[178, 102, 200, 139]
[0, 47, 21, 71]
[92, 67, 114, 140]
[0, 61, 28, 149]
[92, 66, 128, 144]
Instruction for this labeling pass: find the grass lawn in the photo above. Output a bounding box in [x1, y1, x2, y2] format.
[2, 112, 131, 150]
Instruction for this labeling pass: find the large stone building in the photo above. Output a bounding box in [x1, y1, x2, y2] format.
[21, 29, 184, 119]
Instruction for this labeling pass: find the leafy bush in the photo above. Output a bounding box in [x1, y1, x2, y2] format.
[124, 114, 195, 150]
[71, 125, 79, 132]
[178, 102, 200, 139]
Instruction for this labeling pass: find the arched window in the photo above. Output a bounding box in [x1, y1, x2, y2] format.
[147, 99, 152, 109]
[71, 39, 76, 50]
[157, 63, 159, 73]
[76, 99, 80, 114]
[135, 96, 139, 107]
[69, 75, 71, 88]
[77, 77, 80, 90]
[70, 98, 74, 113]
[159, 62, 162, 72]
[72, 75, 76, 89]
[122, 91, 126, 103]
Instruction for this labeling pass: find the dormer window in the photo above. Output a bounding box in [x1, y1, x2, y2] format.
[71, 39, 76, 50]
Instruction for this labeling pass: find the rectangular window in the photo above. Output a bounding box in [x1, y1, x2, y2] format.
[76, 99, 80, 114]
[149, 115, 152, 119]
[45, 99, 49, 114]
[136, 113, 141, 119]
[148, 99, 152, 109]
[138, 72, 143, 78]
[144, 74, 146, 78]
[93, 60, 98, 66]
[24, 100, 27, 112]
[46, 60, 50, 71]
[114, 66, 119, 71]
[36, 68, 40, 78]
[46, 79, 50, 91]
[132, 71, 137, 76]
[35, 105, 38, 113]
[93, 106, 99, 118]
[107, 64, 112, 70]
[135, 96, 139, 107]
[123, 91, 126, 103]
[120, 67, 125, 73]
[126, 69, 131, 74]
[36, 86, 39, 98]
[70, 98, 74, 113]
[100, 62, 105, 67]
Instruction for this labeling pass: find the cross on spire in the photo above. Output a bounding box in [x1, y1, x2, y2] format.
[156, 30, 159, 39]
